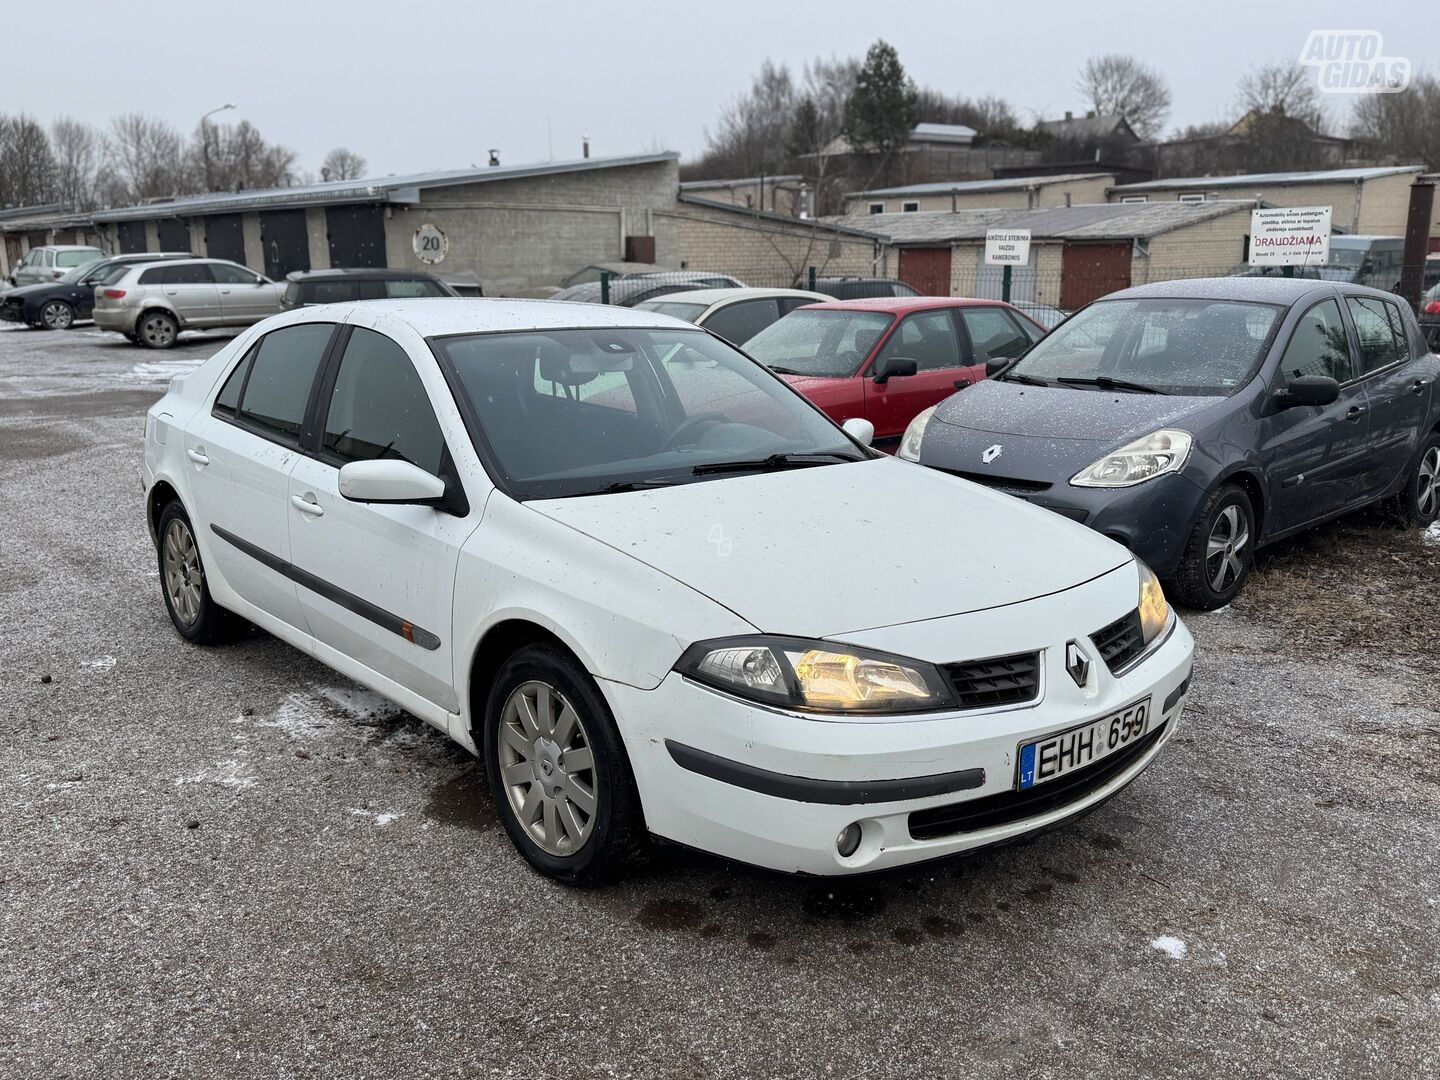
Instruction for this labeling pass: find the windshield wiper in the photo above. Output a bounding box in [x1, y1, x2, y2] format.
[691, 451, 864, 476]
[766, 366, 805, 376]
[1000, 372, 1051, 387]
[598, 477, 681, 494]
[1057, 375, 1164, 395]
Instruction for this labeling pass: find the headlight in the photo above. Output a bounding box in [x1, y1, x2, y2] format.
[1137, 561, 1172, 644]
[896, 405, 936, 462]
[1071, 429, 1191, 488]
[676, 635, 955, 714]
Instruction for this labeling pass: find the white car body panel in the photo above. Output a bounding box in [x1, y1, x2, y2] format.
[143, 298, 1194, 877]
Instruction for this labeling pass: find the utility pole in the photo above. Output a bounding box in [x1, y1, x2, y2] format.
[199, 103, 236, 192]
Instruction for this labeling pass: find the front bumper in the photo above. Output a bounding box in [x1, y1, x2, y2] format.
[603, 605, 1194, 876]
[0, 299, 28, 324]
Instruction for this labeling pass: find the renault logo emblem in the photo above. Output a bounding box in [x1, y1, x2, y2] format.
[982, 444, 1003, 464]
[1065, 641, 1090, 688]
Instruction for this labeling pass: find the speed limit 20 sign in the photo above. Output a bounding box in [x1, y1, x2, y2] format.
[412, 223, 448, 264]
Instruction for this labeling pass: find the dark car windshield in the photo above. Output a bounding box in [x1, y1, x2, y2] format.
[434, 327, 864, 499]
[744, 309, 893, 377]
[1008, 297, 1283, 396]
[635, 300, 706, 323]
[58, 261, 108, 284]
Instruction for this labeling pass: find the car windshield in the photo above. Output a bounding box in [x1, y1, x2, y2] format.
[1008, 298, 1282, 396]
[59, 261, 108, 284]
[55, 250, 101, 269]
[434, 327, 864, 500]
[635, 301, 706, 323]
[744, 309, 893, 377]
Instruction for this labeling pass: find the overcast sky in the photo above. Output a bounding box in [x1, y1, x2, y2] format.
[9, 0, 1429, 179]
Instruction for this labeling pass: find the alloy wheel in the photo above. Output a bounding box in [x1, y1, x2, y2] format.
[162, 518, 204, 626]
[41, 301, 73, 330]
[1205, 504, 1250, 594]
[141, 314, 176, 347]
[497, 680, 598, 856]
[1419, 447, 1439, 519]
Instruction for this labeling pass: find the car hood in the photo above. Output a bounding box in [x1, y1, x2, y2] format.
[527, 456, 1131, 638]
[925, 379, 1222, 479]
[2, 281, 66, 301]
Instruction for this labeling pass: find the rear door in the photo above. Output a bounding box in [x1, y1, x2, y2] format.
[1345, 295, 1429, 493]
[287, 322, 472, 712]
[1261, 297, 1372, 533]
[862, 308, 973, 443]
[184, 322, 338, 631]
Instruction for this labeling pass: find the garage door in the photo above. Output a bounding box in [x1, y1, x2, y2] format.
[117, 222, 147, 254]
[326, 205, 386, 268]
[205, 215, 246, 265]
[1061, 243, 1131, 309]
[898, 247, 952, 296]
[157, 219, 191, 253]
[259, 209, 310, 280]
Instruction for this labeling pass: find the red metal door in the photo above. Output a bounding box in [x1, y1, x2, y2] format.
[1061, 243, 1132, 309]
[898, 247, 953, 296]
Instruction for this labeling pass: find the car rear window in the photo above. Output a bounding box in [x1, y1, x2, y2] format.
[55, 250, 102, 268]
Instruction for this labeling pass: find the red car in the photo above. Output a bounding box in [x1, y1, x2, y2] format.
[744, 297, 1047, 448]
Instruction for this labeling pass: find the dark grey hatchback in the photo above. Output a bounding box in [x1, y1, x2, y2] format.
[899, 278, 1440, 609]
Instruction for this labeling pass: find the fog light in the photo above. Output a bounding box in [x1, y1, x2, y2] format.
[836, 822, 862, 857]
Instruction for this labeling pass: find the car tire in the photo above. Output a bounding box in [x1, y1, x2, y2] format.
[1386, 431, 1440, 529]
[39, 300, 75, 330]
[156, 501, 237, 645]
[137, 310, 179, 349]
[483, 643, 647, 885]
[1171, 483, 1255, 610]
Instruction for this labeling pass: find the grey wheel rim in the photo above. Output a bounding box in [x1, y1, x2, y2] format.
[41, 301, 72, 329]
[1418, 447, 1439, 519]
[498, 680, 598, 856]
[141, 314, 176, 347]
[162, 519, 204, 626]
[1205, 503, 1250, 594]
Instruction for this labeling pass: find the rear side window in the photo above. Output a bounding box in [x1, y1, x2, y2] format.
[1280, 299, 1354, 382]
[322, 327, 446, 474]
[305, 281, 359, 304]
[703, 299, 779, 345]
[1346, 297, 1403, 374]
[231, 324, 334, 443]
[213, 352, 253, 416]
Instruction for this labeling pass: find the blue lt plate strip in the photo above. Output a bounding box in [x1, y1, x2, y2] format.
[1018, 742, 1037, 790]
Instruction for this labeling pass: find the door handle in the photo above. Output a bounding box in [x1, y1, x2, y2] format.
[186, 447, 209, 466]
[290, 494, 324, 517]
[953, 378, 972, 389]
[1345, 405, 1367, 421]
[1411, 379, 1430, 395]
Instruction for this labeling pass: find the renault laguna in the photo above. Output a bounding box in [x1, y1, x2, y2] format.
[142, 299, 1193, 883]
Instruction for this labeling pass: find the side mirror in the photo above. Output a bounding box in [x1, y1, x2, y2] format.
[338, 459, 447, 504]
[1276, 374, 1340, 408]
[984, 358, 1010, 378]
[841, 417, 875, 447]
[872, 355, 918, 383]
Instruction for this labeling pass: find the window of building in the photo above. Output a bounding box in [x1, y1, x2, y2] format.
[902, 201, 920, 213]
[868, 202, 885, 215]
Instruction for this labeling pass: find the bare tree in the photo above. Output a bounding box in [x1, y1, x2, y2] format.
[321, 147, 367, 182]
[0, 114, 57, 207]
[1076, 54, 1172, 138]
[697, 60, 797, 179]
[102, 113, 190, 203]
[1351, 72, 1440, 169]
[203, 120, 298, 191]
[51, 117, 99, 208]
[1237, 61, 1329, 131]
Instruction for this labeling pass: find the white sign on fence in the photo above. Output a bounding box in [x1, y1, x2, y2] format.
[412, 223, 449, 264]
[1249, 206, 1332, 267]
[984, 228, 1031, 266]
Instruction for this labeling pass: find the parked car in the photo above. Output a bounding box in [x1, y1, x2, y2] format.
[1421, 280, 1440, 350]
[634, 287, 831, 344]
[0, 252, 191, 329]
[560, 261, 671, 288]
[142, 298, 1193, 883]
[551, 272, 745, 308]
[9, 244, 105, 287]
[811, 276, 920, 300]
[1321, 235, 1404, 288]
[93, 258, 285, 348]
[281, 268, 459, 309]
[899, 278, 1440, 609]
[744, 297, 1047, 447]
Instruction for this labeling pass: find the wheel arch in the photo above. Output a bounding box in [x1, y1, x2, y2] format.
[146, 479, 184, 546]
[135, 304, 180, 333]
[1214, 466, 1266, 541]
[466, 618, 588, 744]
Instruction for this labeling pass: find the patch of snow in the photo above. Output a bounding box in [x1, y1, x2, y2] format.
[1207, 604, 1231, 615]
[1423, 521, 1440, 548]
[83, 655, 117, 672]
[348, 808, 401, 826]
[120, 358, 205, 384]
[176, 759, 256, 790]
[1150, 934, 1187, 960]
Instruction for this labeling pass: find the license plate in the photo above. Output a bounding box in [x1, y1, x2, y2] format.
[1017, 697, 1152, 791]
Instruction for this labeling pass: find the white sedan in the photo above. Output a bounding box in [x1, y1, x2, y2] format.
[142, 299, 1193, 883]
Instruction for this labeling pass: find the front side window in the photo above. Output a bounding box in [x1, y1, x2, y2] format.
[703, 298, 779, 345]
[1011, 298, 1282, 396]
[874, 310, 962, 371]
[436, 327, 861, 499]
[1278, 299, 1354, 382]
[959, 307, 1032, 362]
[1346, 296, 1403, 373]
[322, 327, 446, 474]
[744, 309, 894, 377]
[232, 324, 334, 442]
[211, 263, 260, 285]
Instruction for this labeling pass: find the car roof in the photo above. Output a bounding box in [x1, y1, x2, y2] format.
[32, 244, 103, 252]
[797, 296, 1019, 314]
[288, 297, 693, 337]
[287, 267, 441, 282]
[1104, 276, 1401, 305]
[644, 287, 830, 307]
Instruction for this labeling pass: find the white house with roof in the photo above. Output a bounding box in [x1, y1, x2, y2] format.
[843, 173, 1117, 216]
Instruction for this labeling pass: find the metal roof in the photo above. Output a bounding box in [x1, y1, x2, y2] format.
[911, 123, 977, 143]
[680, 175, 804, 190]
[831, 200, 1254, 244]
[1112, 165, 1424, 193]
[849, 172, 1114, 199]
[674, 194, 887, 240]
[88, 152, 679, 222]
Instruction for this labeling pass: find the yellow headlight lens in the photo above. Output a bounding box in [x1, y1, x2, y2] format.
[1137, 562, 1171, 644]
[793, 649, 935, 707]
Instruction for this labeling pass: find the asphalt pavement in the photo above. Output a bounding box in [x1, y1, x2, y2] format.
[1, 321, 1436, 1079]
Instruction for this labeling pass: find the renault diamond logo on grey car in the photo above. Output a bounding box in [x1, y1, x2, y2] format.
[1065, 641, 1090, 688]
[982, 444, 1003, 464]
